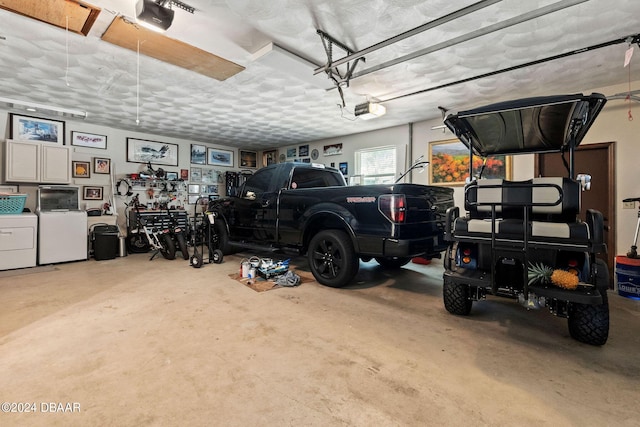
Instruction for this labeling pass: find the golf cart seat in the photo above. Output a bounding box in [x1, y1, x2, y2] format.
[448, 177, 604, 249]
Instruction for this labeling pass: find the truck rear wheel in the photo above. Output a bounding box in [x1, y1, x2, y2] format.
[308, 230, 358, 288]
[443, 278, 473, 315]
[375, 257, 411, 269]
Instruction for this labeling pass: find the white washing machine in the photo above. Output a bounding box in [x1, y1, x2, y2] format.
[37, 186, 87, 264]
[0, 213, 38, 270]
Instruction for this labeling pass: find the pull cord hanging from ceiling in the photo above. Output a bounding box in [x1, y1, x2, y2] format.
[65, 16, 70, 87]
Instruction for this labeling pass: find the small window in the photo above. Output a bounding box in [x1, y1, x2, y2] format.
[354, 146, 397, 185]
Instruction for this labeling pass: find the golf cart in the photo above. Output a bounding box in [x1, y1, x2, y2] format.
[442, 93, 610, 345]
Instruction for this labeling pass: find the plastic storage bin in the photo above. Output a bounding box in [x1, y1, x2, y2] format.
[615, 255, 640, 300]
[0, 194, 27, 214]
[91, 224, 119, 260]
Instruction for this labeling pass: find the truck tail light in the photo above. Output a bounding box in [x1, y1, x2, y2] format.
[379, 195, 407, 223]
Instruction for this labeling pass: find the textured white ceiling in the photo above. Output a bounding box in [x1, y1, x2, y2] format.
[0, 0, 639, 150]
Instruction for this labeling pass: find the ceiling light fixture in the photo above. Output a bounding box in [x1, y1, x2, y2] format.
[354, 102, 386, 120]
[0, 96, 88, 119]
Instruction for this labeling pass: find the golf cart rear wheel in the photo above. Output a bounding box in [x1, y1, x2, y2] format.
[568, 291, 609, 346]
[212, 249, 224, 264]
[443, 278, 473, 315]
[190, 253, 203, 268]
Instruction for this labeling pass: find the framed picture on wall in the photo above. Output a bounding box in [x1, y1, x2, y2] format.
[323, 143, 342, 156]
[83, 186, 103, 200]
[71, 131, 107, 149]
[263, 150, 277, 166]
[239, 150, 257, 168]
[126, 138, 178, 166]
[93, 157, 110, 174]
[190, 144, 206, 164]
[191, 167, 202, 182]
[10, 113, 65, 144]
[207, 148, 234, 167]
[339, 162, 348, 175]
[72, 161, 90, 178]
[428, 139, 512, 186]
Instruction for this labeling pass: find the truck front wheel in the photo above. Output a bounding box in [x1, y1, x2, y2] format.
[308, 230, 358, 288]
[212, 218, 234, 255]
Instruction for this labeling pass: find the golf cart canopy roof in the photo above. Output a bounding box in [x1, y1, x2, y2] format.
[444, 93, 607, 157]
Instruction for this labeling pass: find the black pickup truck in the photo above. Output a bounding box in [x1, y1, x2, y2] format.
[208, 162, 454, 287]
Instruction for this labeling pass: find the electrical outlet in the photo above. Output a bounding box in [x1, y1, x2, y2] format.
[623, 201, 635, 209]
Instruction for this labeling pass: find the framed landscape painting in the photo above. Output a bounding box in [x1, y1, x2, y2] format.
[428, 139, 511, 186]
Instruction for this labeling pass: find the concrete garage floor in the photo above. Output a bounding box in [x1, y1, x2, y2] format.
[1, 253, 639, 426]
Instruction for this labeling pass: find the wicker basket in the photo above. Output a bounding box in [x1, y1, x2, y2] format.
[0, 194, 27, 214]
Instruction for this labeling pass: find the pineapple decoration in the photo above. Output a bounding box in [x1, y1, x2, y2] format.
[528, 262, 579, 290]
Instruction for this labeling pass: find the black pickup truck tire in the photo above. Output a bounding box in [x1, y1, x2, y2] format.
[308, 229, 359, 288]
[375, 257, 412, 269]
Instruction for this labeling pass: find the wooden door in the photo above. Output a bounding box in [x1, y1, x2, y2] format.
[535, 142, 615, 288]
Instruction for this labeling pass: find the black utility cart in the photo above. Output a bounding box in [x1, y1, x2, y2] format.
[442, 93, 610, 345]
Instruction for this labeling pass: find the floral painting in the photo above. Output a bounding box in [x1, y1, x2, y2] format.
[429, 139, 511, 186]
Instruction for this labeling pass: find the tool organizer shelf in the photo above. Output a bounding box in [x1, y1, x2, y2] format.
[127, 209, 189, 232]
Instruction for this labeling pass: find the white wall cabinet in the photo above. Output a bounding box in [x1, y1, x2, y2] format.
[4, 140, 71, 184]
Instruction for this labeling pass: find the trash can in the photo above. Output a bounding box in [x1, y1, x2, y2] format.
[91, 224, 119, 260]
